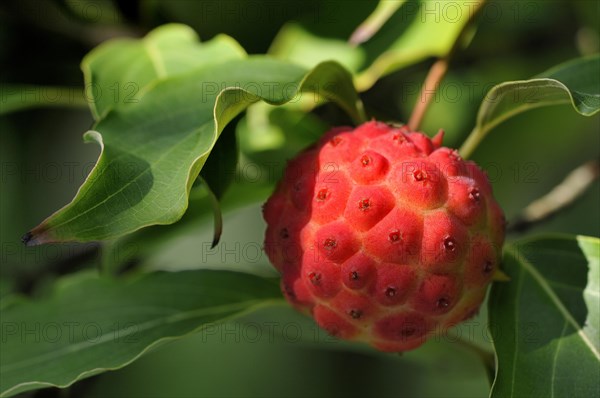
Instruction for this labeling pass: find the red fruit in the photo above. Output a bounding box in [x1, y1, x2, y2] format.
[330, 290, 377, 322]
[463, 235, 497, 288]
[410, 273, 462, 315]
[446, 176, 487, 227]
[302, 256, 342, 299]
[311, 173, 353, 225]
[390, 159, 448, 209]
[372, 263, 416, 306]
[350, 150, 390, 184]
[429, 147, 467, 178]
[340, 253, 377, 290]
[373, 312, 431, 352]
[344, 185, 395, 231]
[313, 221, 360, 263]
[263, 120, 505, 352]
[313, 305, 359, 339]
[420, 210, 469, 271]
[363, 208, 423, 263]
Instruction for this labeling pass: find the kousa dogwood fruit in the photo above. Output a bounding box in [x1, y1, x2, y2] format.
[263, 121, 505, 352]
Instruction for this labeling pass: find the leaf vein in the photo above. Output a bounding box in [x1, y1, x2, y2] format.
[510, 262, 525, 398]
[143, 40, 167, 78]
[0, 300, 263, 374]
[550, 320, 569, 398]
[507, 245, 600, 360]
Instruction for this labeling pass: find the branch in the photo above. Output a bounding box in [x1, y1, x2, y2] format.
[349, 1, 404, 46]
[508, 159, 600, 233]
[0, 85, 89, 115]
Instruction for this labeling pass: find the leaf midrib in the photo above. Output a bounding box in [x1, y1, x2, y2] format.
[143, 39, 167, 78]
[550, 320, 569, 398]
[48, 125, 205, 233]
[509, 262, 525, 398]
[0, 300, 263, 374]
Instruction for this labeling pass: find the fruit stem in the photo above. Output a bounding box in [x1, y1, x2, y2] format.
[408, 0, 486, 131]
[453, 337, 496, 386]
[407, 58, 449, 131]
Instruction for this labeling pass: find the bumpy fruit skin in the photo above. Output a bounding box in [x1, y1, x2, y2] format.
[263, 121, 505, 352]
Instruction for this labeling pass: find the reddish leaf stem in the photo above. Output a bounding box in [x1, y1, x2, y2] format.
[408, 0, 486, 131]
[408, 58, 449, 130]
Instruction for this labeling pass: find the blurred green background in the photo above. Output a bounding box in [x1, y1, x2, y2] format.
[1, 1, 598, 397]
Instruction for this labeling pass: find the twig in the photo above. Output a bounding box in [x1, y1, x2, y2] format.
[408, 0, 486, 131]
[508, 159, 600, 233]
[0, 85, 90, 115]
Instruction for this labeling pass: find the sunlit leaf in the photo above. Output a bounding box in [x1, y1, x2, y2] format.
[270, 0, 482, 91]
[25, 24, 364, 245]
[82, 24, 245, 120]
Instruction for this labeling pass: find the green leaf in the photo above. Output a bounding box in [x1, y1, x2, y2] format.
[237, 102, 329, 164]
[84, 305, 491, 398]
[102, 103, 330, 275]
[356, 0, 481, 91]
[99, 185, 214, 275]
[82, 24, 246, 120]
[25, 24, 365, 245]
[194, 177, 223, 249]
[269, 22, 365, 75]
[580, 237, 600, 349]
[0, 270, 281, 397]
[196, 118, 239, 248]
[489, 235, 600, 398]
[199, 118, 239, 200]
[460, 54, 600, 158]
[270, 0, 481, 91]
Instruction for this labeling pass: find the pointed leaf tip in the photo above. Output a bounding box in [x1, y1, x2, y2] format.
[22, 224, 56, 247]
[21, 230, 51, 247]
[211, 235, 221, 250]
[28, 25, 364, 244]
[21, 232, 33, 246]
